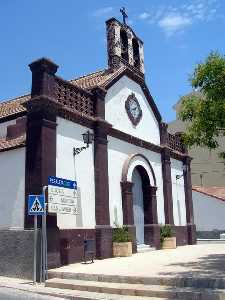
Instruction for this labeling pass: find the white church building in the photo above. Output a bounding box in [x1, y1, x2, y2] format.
[0, 16, 196, 276]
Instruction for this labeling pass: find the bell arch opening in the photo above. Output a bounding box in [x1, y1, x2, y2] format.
[120, 29, 129, 62]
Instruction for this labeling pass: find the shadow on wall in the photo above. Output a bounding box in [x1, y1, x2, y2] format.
[76, 187, 83, 227]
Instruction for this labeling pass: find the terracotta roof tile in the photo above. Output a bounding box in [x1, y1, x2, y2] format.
[0, 95, 30, 120]
[70, 66, 126, 89]
[0, 66, 126, 120]
[193, 186, 225, 202]
[0, 135, 26, 152]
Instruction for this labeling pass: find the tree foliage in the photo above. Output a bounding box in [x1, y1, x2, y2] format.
[179, 52, 225, 157]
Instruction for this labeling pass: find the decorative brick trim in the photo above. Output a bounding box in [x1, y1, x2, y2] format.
[121, 181, 134, 225]
[110, 127, 162, 153]
[24, 113, 57, 228]
[121, 153, 157, 184]
[183, 156, 194, 224]
[95, 226, 113, 259]
[161, 147, 174, 225]
[59, 229, 96, 265]
[183, 155, 196, 244]
[160, 122, 168, 145]
[144, 224, 160, 249]
[6, 116, 27, 140]
[25, 58, 58, 230]
[92, 87, 107, 120]
[144, 186, 158, 225]
[58, 106, 95, 129]
[29, 57, 58, 98]
[94, 119, 111, 226]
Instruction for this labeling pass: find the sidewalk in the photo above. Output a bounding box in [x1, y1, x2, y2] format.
[0, 276, 167, 300]
[49, 244, 225, 279]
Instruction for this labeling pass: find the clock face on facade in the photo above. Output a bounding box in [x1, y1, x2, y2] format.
[125, 93, 142, 126]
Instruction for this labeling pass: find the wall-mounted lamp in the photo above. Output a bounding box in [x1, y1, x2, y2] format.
[73, 130, 94, 156]
[176, 164, 187, 180]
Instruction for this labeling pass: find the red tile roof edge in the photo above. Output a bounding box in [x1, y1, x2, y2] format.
[192, 186, 225, 202]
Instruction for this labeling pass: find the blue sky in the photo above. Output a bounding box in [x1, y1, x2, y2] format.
[0, 0, 224, 121]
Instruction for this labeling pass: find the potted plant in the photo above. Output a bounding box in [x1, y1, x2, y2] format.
[113, 224, 132, 257]
[160, 225, 176, 249]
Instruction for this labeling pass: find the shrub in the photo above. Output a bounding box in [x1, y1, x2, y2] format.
[160, 225, 174, 245]
[113, 225, 132, 243]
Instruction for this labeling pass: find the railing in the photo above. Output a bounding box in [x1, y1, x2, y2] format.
[54, 77, 94, 117]
[168, 133, 185, 153]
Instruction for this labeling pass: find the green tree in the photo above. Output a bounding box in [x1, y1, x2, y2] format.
[179, 52, 225, 158]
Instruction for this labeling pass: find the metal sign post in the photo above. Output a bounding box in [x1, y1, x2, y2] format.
[33, 215, 38, 284]
[42, 186, 48, 282]
[28, 195, 45, 284]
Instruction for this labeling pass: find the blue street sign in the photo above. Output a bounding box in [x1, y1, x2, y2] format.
[48, 176, 77, 189]
[28, 195, 45, 216]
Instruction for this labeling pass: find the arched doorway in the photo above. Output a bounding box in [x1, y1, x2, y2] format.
[121, 154, 159, 249]
[132, 167, 145, 244]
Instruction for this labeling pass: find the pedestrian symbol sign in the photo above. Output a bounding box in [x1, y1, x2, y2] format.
[28, 195, 45, 215]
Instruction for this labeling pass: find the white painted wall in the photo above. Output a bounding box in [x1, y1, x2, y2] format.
[0, 148, 25, 229]
[105, 76, 160, 145]
[171, 159, 187, 226]
[108, 136, 165, 226]
[193, 191, 225, 231]
[56, 117, 95, 229]
[0, 120, 16, 139]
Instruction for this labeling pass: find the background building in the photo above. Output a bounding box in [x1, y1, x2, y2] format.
[168, 97, 225, 188]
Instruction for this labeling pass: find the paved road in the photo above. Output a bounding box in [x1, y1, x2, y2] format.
[0, 286, 66, 300]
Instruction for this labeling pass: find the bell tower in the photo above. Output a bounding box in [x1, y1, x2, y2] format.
[106, 9, 145, 76]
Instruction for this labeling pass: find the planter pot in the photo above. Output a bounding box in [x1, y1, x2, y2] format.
[113, 242, 132, 257]
[162, 237, 176, 249]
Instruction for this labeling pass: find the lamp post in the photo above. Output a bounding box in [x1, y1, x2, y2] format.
[73, 130, 94, 156]
[176, 164, 187, 180]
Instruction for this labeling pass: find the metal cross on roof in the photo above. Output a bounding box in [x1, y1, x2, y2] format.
[120, 7, 128, 25]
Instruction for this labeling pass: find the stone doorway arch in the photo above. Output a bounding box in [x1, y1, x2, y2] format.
[121, 154, 160, 250]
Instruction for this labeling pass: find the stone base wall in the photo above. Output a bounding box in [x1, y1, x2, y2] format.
[59, 229, 95, 265]
[174, 226, 188, 246]
[197, 230, 225, 239]
[0, 225, 197, 280]
[0, 229, 41, 280]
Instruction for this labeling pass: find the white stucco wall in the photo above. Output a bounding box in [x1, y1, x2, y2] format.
[171, 159, 187, 226]
[56, 117, 95, 229]
[193, 191, 225, 231]
[108, 136, 165, 226]
[0, 148, 25, 229]
[0, 120, 16, 139]
[105, 76, 160, 145]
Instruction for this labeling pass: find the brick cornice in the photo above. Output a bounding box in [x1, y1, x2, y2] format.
[21, 94, 187, 160]
[109, 127, 162, 153]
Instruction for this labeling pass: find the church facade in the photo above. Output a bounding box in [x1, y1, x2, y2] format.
[0, 17, 196, 272]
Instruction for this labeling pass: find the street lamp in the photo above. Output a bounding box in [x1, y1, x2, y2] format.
[176, 164, 187, 180]
[73, 130, 94, 156]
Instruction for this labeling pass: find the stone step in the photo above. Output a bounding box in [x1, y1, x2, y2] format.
[45, 278, 225, 300]
[48, 271, 225, 289]
[137, 244, 156, 253]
